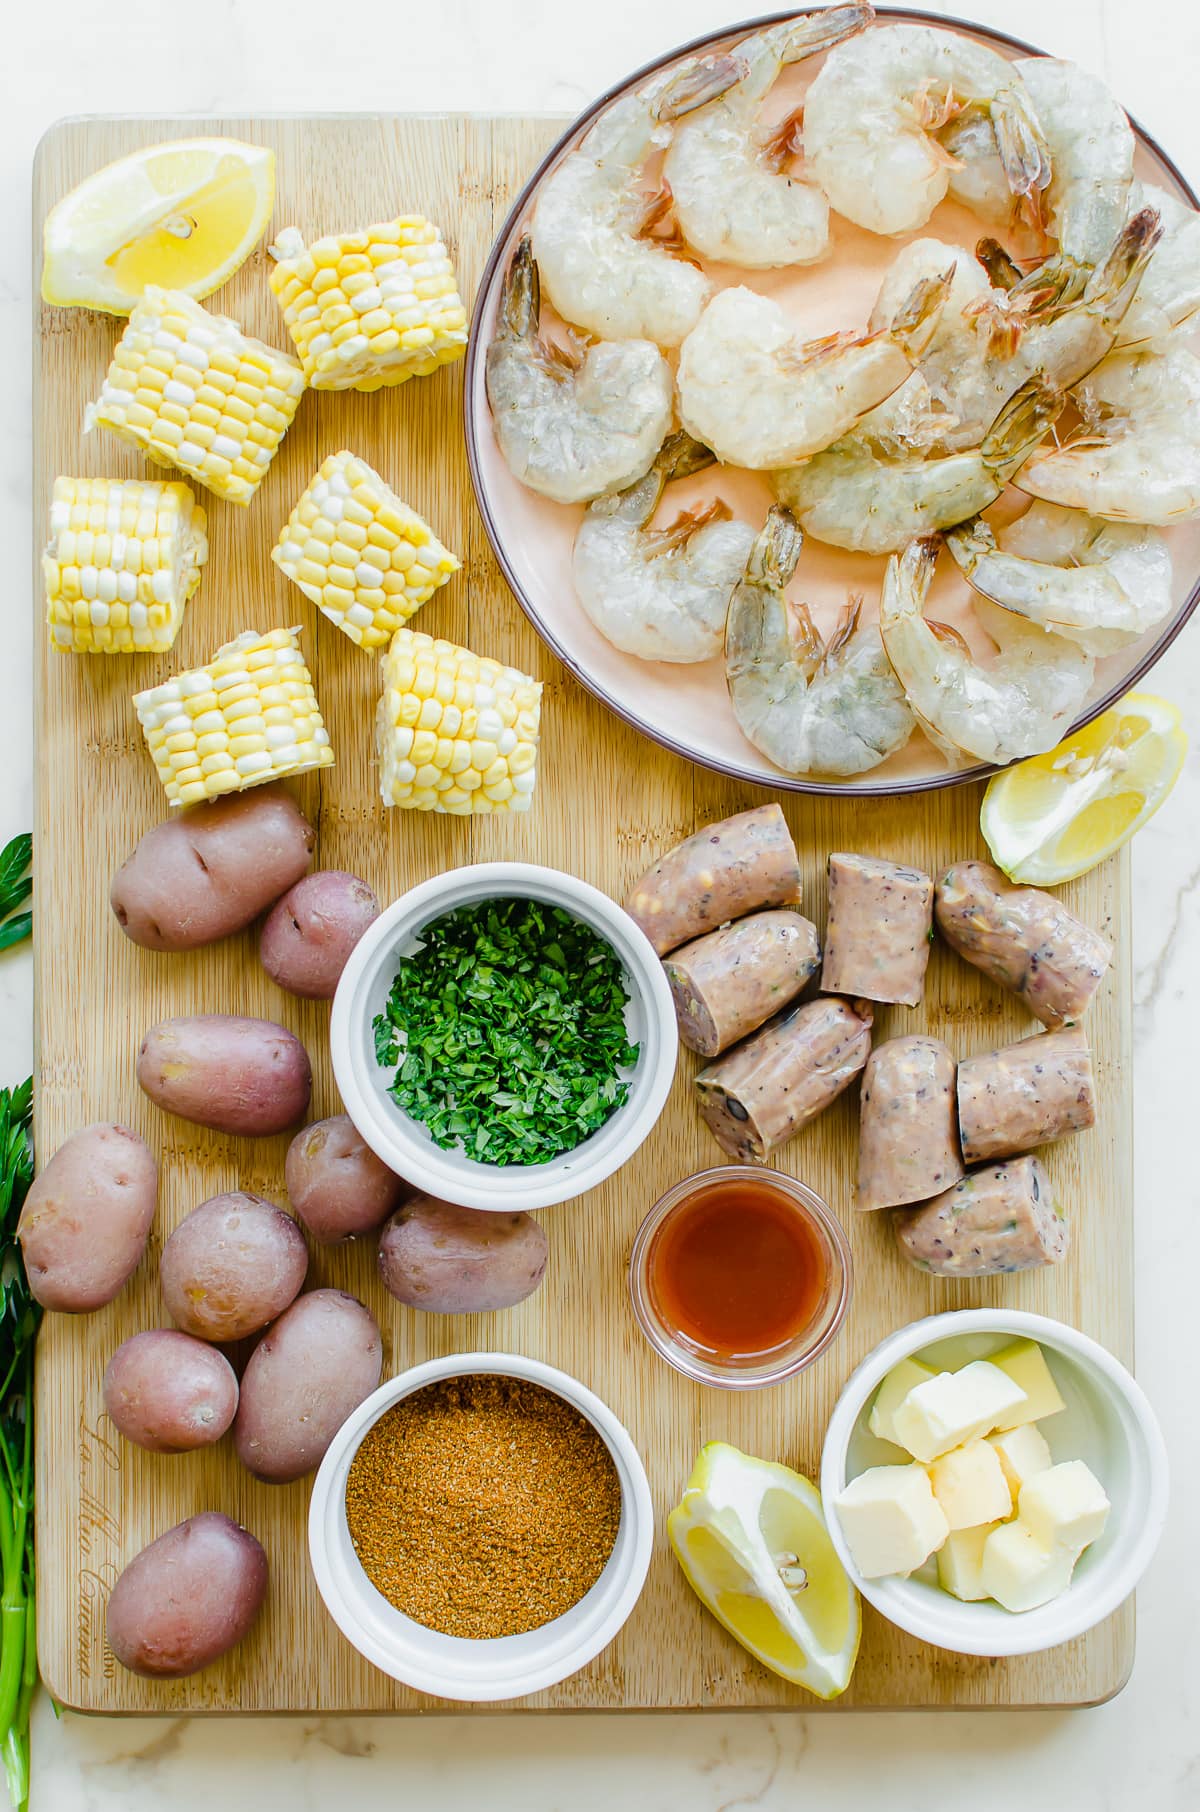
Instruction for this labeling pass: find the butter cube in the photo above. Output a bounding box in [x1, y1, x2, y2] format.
[980, 1521, 1077, 1612]
[988, 1423, 1053, 1496]
[930, 1439, 1014, 1530]
[869, 1357, 936, 1447]
[835, 1464, 950, 1579]
[1018, 1461, 1110, 1553]
[937, 1523, 1002, 1602]
[891, 1361, 1028, 1463]
[989, 1339, 1066, 1429]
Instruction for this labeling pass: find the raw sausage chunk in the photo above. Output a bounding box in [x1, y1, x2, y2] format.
[857, 1035, 963, 1211]
[958, 1026, 1096, 1164]
[665, 909, 820, 1057]
[821, 853, 934, 1007]
[894, 1155, 1068, 1276]
[934, 862, 1111, 1027]
[695, 996, 873, 1162]
[625, 804, 801, 956]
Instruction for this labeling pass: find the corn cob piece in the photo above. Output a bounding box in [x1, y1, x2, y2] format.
[268, 218, 468, 391]
[133, 626, 334, 807]
[377, 628, 542, 814]
[273, 451, 459, 648]
[85, 286, 305, 505]
[44, 476, 208, 653]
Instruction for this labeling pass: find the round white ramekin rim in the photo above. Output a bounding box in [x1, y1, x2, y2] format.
[308, 1351, 654, 1701]
[329, 861, 678, 1211]
[819, 1308, 1169, 1659]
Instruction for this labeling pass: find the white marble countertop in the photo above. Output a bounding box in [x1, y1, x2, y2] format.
[6, 0, 1200, 1805]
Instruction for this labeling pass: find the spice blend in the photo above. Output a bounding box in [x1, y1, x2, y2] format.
[345, 1375, 623, 1639]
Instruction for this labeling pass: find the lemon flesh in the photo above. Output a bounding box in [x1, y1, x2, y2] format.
[42, 138, 275, 314]
[668, 1442, 861, 1699]
[981, 692, 1187, 885]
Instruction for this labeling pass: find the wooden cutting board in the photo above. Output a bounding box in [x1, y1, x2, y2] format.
[32, 114, 1133, 1715]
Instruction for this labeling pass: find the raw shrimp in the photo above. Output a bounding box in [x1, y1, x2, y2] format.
[676, 269, 950, 469]
[1116, 183, 1200, 348]
[1017, 58, 1135, 272]
[802, 24, 1047, 236]
[663, 4, 873, 268]
[946, 503, 1173, 655]
[774, 375, 1062, 555]
[724, 508, 915, 776]
[572, 432, 757, 663]
[530, 54, 743, 346]
[941, 105, 1047, 229]
[879, 536, 1095, 765]
[1016, 343, 1200, 525]
[485, 236, 673, 505]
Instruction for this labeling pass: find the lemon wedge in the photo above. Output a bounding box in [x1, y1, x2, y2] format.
[981, 692, 1187, 884]
[41, 138, 275, 314]
[668, 1442, 861, 1699]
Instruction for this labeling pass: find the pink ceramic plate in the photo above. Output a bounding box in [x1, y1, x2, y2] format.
[464, 7, 1200, 795]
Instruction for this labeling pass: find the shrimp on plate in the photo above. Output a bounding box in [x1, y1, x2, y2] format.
[676, 268, 951, 469]
[572, 431, 757, 663]
[663, 3, 873, 269]
[945, 502, 1173, 655]
[879, 535, 1095, 766]
[485, 236, 673, 505]
[1114, 183, 1200, 348]
[724, 506, 915, 776]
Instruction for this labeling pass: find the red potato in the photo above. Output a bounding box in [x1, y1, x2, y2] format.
[160, 1193, 308, 1342]
[110, 787, 314, 952]
[103, 1330, 238, 1453]
[259, 870, 380, 999]
[137, 1015, 311, 1135]
[377, 1196, 548, 1314]
[234, 1289, 382, 1484]
[17, 1123, 157, 1313]
[106, 1512, 268, 1678]
[285, 1115, 406, 1243]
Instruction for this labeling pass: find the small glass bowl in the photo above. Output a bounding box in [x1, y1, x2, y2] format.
[627, 1166, 852, 1391]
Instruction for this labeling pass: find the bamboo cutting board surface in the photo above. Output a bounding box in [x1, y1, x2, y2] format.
[32, 114, 1133, 1715]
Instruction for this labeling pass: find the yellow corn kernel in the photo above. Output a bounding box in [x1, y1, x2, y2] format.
[44, 476, 208, 653]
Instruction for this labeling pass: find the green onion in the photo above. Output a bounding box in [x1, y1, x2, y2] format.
[0, 1081, 37, 1812]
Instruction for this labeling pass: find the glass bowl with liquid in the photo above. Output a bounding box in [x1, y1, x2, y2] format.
[628, 1167, 852, 1390]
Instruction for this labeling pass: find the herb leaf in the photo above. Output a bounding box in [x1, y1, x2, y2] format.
[0, 837, 31, 955]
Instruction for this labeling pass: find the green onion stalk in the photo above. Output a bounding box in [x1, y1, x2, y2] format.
[0, 1081, 36, 1812]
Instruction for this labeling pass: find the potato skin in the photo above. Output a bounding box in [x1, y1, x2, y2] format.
[111, 787, 314, 952]
[377, 1196, 548, 1314]
[106, 1512, 268, 1678]
[137, 1015, 311, 1135]
[18, 1123, 157, 1313]
[260, 871, 380, 1000]
[234, 1289, 382, 1484]
[160, 1193, 308, 1342]
[104, 1329, 238, 1453]
[285, 1115, 406, 1243]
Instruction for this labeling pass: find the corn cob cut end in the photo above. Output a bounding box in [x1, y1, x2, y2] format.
[44, 476, 208, 654]
[377, 628, 542, 815]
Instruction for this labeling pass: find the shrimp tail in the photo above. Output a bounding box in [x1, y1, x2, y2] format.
[781, 2, 876, 63]
[644, 498, 734, 557]
[761, 106, 807, 172]
[746, 505, 805, 590]
[889, 266, 955, 359]
[992, 86, 1052, 205]
[1084, 205, 1163, 320]
[655, 429, 717, 485]
[822, 594, 864, 666]
[981, 375, 1064, 478]
[976, 237, 1024, 292]
[656, 52, 751, 122]
[501, 235, 540, 340]
[927, 618, 974, 656]
[945, 514, 998, 574]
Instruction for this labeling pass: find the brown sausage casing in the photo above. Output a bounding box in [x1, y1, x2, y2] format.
[934, 861, 1112, 1027]
[625, 804, 802, 956]
[664, 909, 821, 1057]
[894, 1155, 1068, 1276]
[856, 1035, 964, 1211]
[958, 1026, 1096, 1164]
[695, 995, 873, 1162]
[820, 853, 935, 1006]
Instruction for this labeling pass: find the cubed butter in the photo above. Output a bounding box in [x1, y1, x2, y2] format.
[1018, 1461, 1111, 1553]
[835, 1464, 950, 1579]
[980, 1521, 1077, 1612]
[937, 1523, 1002, 1602]
[988, 1422, 1053, 1496]
[891, 1361, 1028, 1463]
[930, 1438, 1014, 1530]
[989, 1339, 1066, 1429]
[869, 1357, 936, 1447]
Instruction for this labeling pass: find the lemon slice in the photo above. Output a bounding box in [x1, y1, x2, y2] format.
[668, 1442, 860, 1699]
[981, 692, 1187, 884]
[42, 138, 275, 314]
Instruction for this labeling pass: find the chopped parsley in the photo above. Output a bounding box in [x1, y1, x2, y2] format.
[373, 896, 640, 1167]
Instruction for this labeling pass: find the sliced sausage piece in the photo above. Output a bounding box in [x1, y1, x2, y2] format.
[695, 996, 873, 1162]
[958, 1027, 1096, 1164]
[664, 909, 820, 1057]
[934, 861, 1112, 1027]
[857, 1035, 963, 1211]
[893, 1156, 1068, 1276]
[820, 853, 934, 1006]
[625, 805, 801, 956]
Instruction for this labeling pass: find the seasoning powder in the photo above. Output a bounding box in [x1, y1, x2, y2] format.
[345, 1375, 623, 1639]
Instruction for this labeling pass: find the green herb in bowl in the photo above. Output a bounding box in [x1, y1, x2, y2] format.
[372, 897, 640, 1167]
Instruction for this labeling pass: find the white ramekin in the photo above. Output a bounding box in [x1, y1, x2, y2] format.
[308, 1351, 654, 1701]
[330, 861, 678, 1211]
[820, 1309, 1169, 1659]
